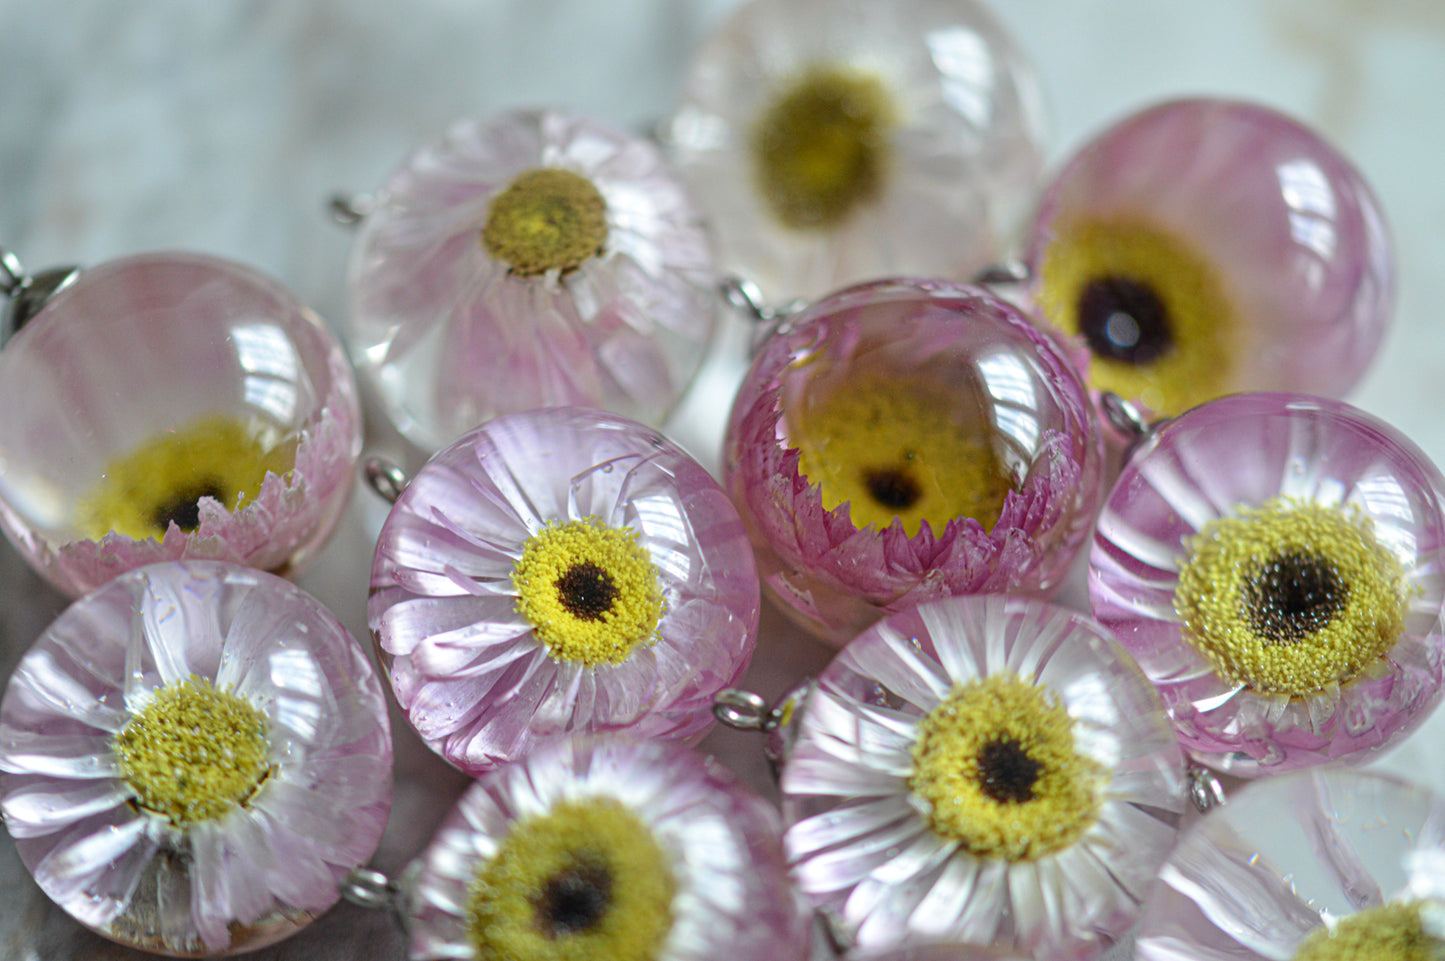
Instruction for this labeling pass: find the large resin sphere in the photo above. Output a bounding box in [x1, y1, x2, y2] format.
[0, 251, 362, 598]
[724, 278, 1102, 644]
[1091, 392, 1445, 776]
[370, 407, 760, 776]
[401, 736, 809, 961]
[346, 109, 717, 452]
[1026, 98, 1392, 419]
[777, 596, 1186, 959]
[669, 0, 1047, 305]
[1135, 768, 1445, 961]
[0, 561, 393, 957]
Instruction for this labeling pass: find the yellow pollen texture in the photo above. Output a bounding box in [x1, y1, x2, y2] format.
[1035, 217, 1236, 416]
[910, 674, 1101, 862]
[482, 167, 609, 276]
[74, 413, 293, 541]
[513, 518, 665, 667]
[751, 63, 896, 230]
[466, 798, 676, 961]
[789, 371, 1012, 537]
[1292, 902, 1438, 961]
[1175, 497, 1407, 697]
[115, 675, 271, 827]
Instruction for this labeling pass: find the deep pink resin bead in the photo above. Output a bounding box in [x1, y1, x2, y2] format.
[1026, 98, 1392, 419]
[724, 278, 1103, 644]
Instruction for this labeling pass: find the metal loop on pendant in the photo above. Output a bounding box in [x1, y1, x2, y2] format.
[719, 274, 806, 353]
[971, 259, 1031, 288]
[0, 247, 25, 297]
[340, 867, 398, 912]
[1186, 762, 1227, 814]
[1100, 391, 1157, 442]
[329, 191, 375, 227]
[364, 456, 411, 504]
[713, 688, 778, 732]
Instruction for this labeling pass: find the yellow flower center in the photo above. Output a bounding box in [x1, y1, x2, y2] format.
[751, 63, 896, 230]
[1035, 218, 1237, 416]
[115, 675, 271, 827]
[482, 167, 609, 276]
[1175, 497, 1408, 697]
[1292, 902, 1440, 961]
[789, 371, 1012, 536]
[466, 798, 676, 961]
[909, 674, 1101, 861]
[74, 413, 294, 541]
[512, 518, 665, 667]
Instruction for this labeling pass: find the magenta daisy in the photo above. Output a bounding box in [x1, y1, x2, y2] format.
[370, 406, 760, 776]
[0, 561, 393, 956]
[0, 251, 362, 598]
[401, 736, 809, 961]
[668, 0, 1046, 304]
[1091, 392, 1445, 776]
[1135, 768, 1445, 961]
[779, 595, 1186, 959]
[344, 108, 717, 451]
[723, 278, 1102, 644]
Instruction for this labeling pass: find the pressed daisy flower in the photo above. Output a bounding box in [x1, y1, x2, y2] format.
[401, 736, 810, 961]
[1135, 768, 1445, 961]
[344, 108, 717, 452]
[1026, 98, 1392, 418]
[1091, 392, 1445, 775]
[723, 278, 1102, 644]
[369, 406, 760, 776]
[779, 595, 1185, 959]
[668, 0, 1046, 304]
[0, 561, 393, 956]
[0, 251, 362, 598]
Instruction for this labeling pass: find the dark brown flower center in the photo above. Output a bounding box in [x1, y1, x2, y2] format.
[555, 561, 621, 622]
[1077, 274, 1173, 364]
[149, 479, 227, 534]
[862, 465, 922, 511]
[1243, 550, 1348, 643]
[534, 858, 613, 937]
[976, 737, 1042, 804]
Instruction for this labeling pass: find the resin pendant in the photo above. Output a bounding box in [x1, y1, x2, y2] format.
[776, 595, 1186, 959]
[723, 277, 1103, 644]
[668, 0, 1046, 304]
[1090, 392, 1445, 775]
[1135, 768, 1445, 961]
[369, 407, 761, 776]
[345, 108, 717, 453]
[1025, 98, 1392, 419]
[0, 251, 362, 598]
[401, 736, 809, 961]
[0, 561, 393, 957]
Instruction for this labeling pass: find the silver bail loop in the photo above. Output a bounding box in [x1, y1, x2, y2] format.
[719, 275, 806, 354]
[0, 247, 82, 347]
[364, 456, 411, 505]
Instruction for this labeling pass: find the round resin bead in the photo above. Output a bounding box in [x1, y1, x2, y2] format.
[402, 736, 809, 961]
[370, 407, 760, 776]
[1091, 392, 1445, 776]
[1135, 768, 1445, 961]
[724, 277, 1102, 644]
[0, 251, 362, 598]
[1025, 98, 1392, 419]
[0, 560, 393, 957]
[346, 108, 717, 452]
[778, 596, 1186, 959]
[668, 0, 1047, 304]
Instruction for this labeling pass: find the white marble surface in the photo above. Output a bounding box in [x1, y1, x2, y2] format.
[2, 1, 1445, 958]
